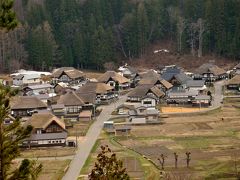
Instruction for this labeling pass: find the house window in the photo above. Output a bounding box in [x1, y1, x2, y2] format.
[143, 101, 152, 105]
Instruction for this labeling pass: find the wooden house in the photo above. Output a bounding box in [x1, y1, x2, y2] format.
[22, 113, 67, 147]
[225, 74, 240, 91]
[11, 96, 47, 117]
[194, 63, 227, 82]
[52, 67, 85, 85]
[97, 71, 130, 90]
[127, 85, 164, 102]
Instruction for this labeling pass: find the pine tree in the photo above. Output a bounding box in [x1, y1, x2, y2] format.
[0, 85, 42, 180]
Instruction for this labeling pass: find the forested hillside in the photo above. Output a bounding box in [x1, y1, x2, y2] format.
[1, 0, 239, 72]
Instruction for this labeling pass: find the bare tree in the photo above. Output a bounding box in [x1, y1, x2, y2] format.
[186, 152, 191, 168]
[158, 154, 167, 170]
[197, 18, 205, 58]
[188, 22, 198, 56]
[174, 152, 179, 168]
[177, 17, 185, 53]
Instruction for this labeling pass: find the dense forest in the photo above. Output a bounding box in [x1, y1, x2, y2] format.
[0, 0, 239, 72]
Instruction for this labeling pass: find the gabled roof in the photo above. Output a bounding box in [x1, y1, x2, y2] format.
[162, 66, 182, 81]
[75, 92, 96, 104]
[226, 74, 240, 85]
[149, 86, 165, 98]
[128, 85, 153, 97]
[174, 73, 192, 84]
[97, 71, 130, 84]
[138, 70, 173, 89]
[76, 82, 113, 94]
[61, 69, 85, 79]
[11, 96, 47, 110]
[24, 84, 53, 90]
[52, 67, 85, 79]
[26, 113, 65, 130]
[195, 63, 226, 76]
[57, 91, 85, 106]
[128, 85, 164, 98]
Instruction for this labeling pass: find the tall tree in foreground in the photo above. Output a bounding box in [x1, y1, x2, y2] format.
[89, 145, 130, 180]
[0, 0, 17, 30]
[0, 86, 42, 180]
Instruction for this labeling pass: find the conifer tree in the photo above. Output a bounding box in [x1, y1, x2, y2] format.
[0, 85, 42, 180]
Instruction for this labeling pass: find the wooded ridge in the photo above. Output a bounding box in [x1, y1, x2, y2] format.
[1, 0, 239, 72]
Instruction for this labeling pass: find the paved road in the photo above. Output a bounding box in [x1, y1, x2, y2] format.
[212, 80, 224, 108]
[62, 95, 128, 180]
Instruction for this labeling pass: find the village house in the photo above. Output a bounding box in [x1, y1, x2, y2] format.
[128, 106, 160, 124]
[97, 71, 130, 90]
[114, 124, 131, 136]
[186, 80, 206, 92]
[192, 95, 211, 107]
[54, 82, 75, 95]
[12, 74, 41, 86]
[76, 82, 115, 104]
[116, 104, 135, 115]
[127, 84, 164, 103]
[52, 67, 86, 85]
[225, 74, 240, 91]
[118, 64, 137, 79]
[51, 104, 66, 117]
[11, 96, 48, 117]
[11, 69, 51, 86]
[166, 89, 199, 104]
[194, 63, 227, 82]
[23, 84, 54, 95]
[57, 91, 85, 117]
[78, 110, 92, 122]
[137, 70, 173, 91]
[232, 63, 240, 75]
[22, 113, 67, 147]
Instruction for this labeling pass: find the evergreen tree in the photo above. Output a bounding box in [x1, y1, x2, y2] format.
[0, 85, 42, 180]
[0, 0, 17, 30]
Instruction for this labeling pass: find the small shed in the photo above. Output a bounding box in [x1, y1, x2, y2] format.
[114, 124, 131, 136]
[78, 110, 92, 122]
[103, 121, 114, 133]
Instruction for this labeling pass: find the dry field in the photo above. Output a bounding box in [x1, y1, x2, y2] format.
[20, 147, 76, 158]
[115, 98, 240, 179]
[12, 159, 70, 180]
[79, 133, 158, 180]
[160, 106, 208, 113]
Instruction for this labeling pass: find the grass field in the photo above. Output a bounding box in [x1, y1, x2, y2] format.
[115, 97, 240, 179]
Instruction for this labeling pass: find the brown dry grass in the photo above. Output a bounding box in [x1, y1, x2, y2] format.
[20, 147, 76, 158]
[161, 107, 208, 113]
[116, 98, 240, 179]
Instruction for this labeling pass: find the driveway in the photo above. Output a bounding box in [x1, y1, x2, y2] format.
[62, 95, 128, 180]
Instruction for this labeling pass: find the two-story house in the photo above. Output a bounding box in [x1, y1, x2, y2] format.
[22, 113, 67, 147]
